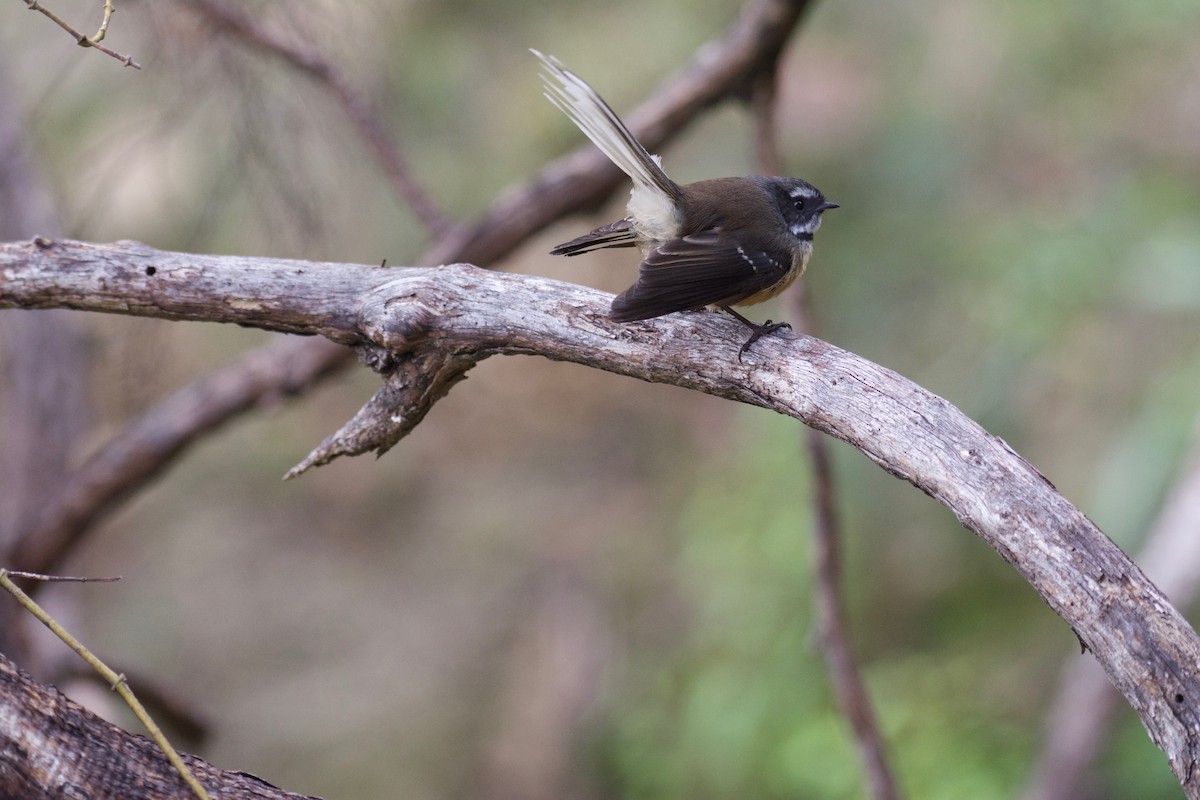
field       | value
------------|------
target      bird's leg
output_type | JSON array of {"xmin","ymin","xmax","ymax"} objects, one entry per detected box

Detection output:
[{"xmin": 721, "ymin": 306, "xmax": 792, "ymax": 361}]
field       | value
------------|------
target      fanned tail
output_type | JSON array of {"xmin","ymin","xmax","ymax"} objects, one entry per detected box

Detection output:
[
  {"xmin": 550, "ymin": 218, "xmax": 637, "ymax": 256},
  {"xmin": 533, "ymin": 49, "xmax": 681, "ymax": 204}
]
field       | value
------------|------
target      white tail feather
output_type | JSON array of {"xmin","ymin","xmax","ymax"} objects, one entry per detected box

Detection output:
[{"xmin": 532, "ymin": 50, "xmax": 677, "ymax": 200}]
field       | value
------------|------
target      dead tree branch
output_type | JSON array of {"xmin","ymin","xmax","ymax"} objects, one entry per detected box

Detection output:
[
  {"xmin": 3, "ymin": 0, "xmax": 813, "ymax": 584},
  {"xmin": 3, "ymin": 237, "xmax": 1200, "ymax": 794},
  {"xmin": 0, "ymin": 652, "xmax": 315, "ymax": 800},
  {"xmin": 1023, "ymin": 418, "xmax": 1200, "ymax": 800}
]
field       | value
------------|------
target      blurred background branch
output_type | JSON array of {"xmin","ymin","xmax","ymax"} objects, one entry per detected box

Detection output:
[
  {"xmin": 9, "ymin": 336, "xmax": 350, "ymax": 577},
  {"xmin": 0, "ymin": 62, "xmax": 91, "ymax": 672},
  {"xmin": 185, "ymin": 0, "xmax": 451, "ymax": 239},
  {"xmin": 752, "ymin": 47, "xmax": 904, "ymax": 800}
]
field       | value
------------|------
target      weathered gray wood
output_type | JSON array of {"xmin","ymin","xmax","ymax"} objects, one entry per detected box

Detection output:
[
  {"xmin": 0, "ymin": 652, "xmax": 317, "ymax": 799},
  {"xmin": 3, "ymin": 237, "xmax": 1200, "ymax": 794}
]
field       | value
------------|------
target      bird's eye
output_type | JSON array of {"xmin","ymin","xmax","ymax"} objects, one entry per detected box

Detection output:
[{"xmin": 792, "ymin": 196, "xmax": 807, "ymax": 211}]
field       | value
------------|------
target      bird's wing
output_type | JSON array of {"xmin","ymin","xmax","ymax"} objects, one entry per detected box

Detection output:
[{"xmin": 610, "ymin": 230, "xmax": 791, "ymax": 321}]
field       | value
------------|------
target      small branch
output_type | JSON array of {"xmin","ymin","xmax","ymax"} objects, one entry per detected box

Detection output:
[
  {"xmin": 93, "ymin": 0, "xmax": 115, "ymax": 43},
  {"xmin": 4, "ymin": 570, "xmax": 119, "ymax": 582},
  {"xmin": 187, "ymin": 0, "xmax": 451, "ymax": 239},
  {"xmin": 23, "ymin": 0, "xmax": 141, "ymax": 68},
  {"xmin": 284, "ymin": 346, "xmax": 468, "ymax": 478},
  {"xmin": 80, "ymin": 664, "xmax": 212, "ymax": 747}
]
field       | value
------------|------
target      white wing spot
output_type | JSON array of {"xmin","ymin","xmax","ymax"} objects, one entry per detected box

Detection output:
[{"xmin": 736, "ymin": 245, "xmax": 758, "ymax": 273}]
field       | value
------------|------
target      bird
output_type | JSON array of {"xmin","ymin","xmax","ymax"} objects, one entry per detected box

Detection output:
[{"xmin": 534, "ymin": 49, "xmax": 837, "ymax": 359}]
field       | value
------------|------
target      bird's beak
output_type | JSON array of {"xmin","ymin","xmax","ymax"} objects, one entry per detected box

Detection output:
[{"xmin": 819, "ymin": 201, "xmax": 839, "ymax": 211}]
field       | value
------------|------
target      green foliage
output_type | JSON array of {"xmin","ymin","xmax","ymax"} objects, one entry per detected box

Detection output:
[{"xmin": 598, "ymin": 413, "xmax": 1059, "ymax": 797}]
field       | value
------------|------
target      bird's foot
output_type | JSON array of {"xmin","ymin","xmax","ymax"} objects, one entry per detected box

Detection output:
[{"xmin": 737, "ymin": 319, "xmax": 792, "ymax": 361}]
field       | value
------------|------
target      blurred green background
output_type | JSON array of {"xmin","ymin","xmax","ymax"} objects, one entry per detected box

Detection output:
[{"xmin": 3, "ymin": 0, "xmax": 1199, "ymax": 797}]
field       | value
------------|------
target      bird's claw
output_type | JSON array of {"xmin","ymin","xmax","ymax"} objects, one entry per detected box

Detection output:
[{"xmin": 737, "ymin": 320, "xmax": 792, "ymax": 361}]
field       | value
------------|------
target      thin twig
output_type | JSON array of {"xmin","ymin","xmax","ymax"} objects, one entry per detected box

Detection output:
[
  {"xmin": 0, "ymin": 568, "xmax": 210, "ymax": 800},
  {"xmin": 92, "ymin": 0, "xmax": 114, "ymax": 43},
  {"xmin": 5, "ymin": 570, "xmax": 120, "ymax": 582},
  {"xmin": 23, "ymin": 0, "xmax": 141, "ymax": 68},
  {"xmin": 186, "ymin": 0, "xmax": 451, "ymax": 239},
  {"xmin": 752, "ymin": 61, "xmax": 903, "ymax": 800}
]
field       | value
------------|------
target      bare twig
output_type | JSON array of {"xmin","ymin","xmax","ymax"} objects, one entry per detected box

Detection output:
[
  {"xmin": 4, "ymin": 238, "xmax": 1200, "ymax": 794},
  {"xmin": 84, "ymin": 665, "xmax": 213, "ymax": 747},
  {"xmin": 186, "ymin": 0, "xmax": 451, "ymax": 239},
  {"xmin": 93, "ymin": 0, "xmax": 114, "ymax": 43},
  {"xmin": 22, "ymin": 0, "xmax": 141, "ymax": 68},
  {"xmin": 752, "ymin": 59, "xmax": 903, "ymax": 800},
  {"xmin": 4, "ymin": 570, "xmax": 120, "ymax": 582}
]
